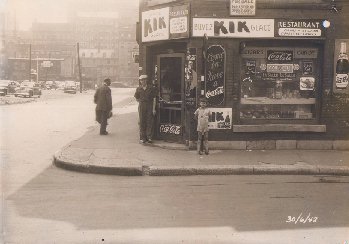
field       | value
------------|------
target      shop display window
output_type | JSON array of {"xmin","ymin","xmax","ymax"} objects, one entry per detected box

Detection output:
[{"xmin": 240, "ymin": 45, "xmax": 319, "ymax": 121}]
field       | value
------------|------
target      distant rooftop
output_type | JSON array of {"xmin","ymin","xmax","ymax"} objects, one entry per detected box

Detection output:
[{"xmin": 76, "ymin": 11, "xmax": 119, "ymax": 19}]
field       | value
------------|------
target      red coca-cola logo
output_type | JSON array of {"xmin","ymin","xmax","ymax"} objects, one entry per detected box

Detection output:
[{"xmin": 267, "ymin": 50, "xmax": 293, "ymax": 62}]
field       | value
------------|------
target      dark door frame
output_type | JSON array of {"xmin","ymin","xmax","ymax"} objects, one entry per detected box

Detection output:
[{"xmin": 156, "ymin": 53, "xmax": 185, "ymax": 142}]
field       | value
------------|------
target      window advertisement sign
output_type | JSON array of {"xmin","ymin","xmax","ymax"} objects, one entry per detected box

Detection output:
[
  {"xmin": 230, "ymin": 0, "xmax": 256, "ymax": 16},
  {"xmin": 208, "ymin": 108, "xmax": 232, "ymax": 129},
  {"xmin": 267, "ymin": 50, "xmax": 293, "ymax": 63},
  {"xmin": 275, "ymin": 19, "xmax": 325, "ymax": 38},
  {"xmin": 169, "ymin": 4, "xmax": 189, "ymax": 39},
  {"xmin": 159, "ymin": 124, "xmax": 181, "ymax": 135},
  {"xmin": 300, "ymin": 77, "xmax": 315, "ymax": 91},
  {"xmin": 142, "ymin": 7, "xmax": 169, "ymax": 42},
  {"xmin": 205, "ymin": 45, "xmax": 225, "ymax": 106},
  {"xmin": 294, "ymin": 48, "xmax": 318, "ymax": 59},
  {"xmin": 267, "ymin": 64, "xmax": 294, "ymax": 73},
  {"xmin": 333, "ymin": 39, "xmax": 349, "ymax": 93},
  {"xmin": 192, "ymin": 18, "xmax": 274, "ymax": 38}
]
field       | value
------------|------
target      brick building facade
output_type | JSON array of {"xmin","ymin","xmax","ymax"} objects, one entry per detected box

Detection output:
[{"xmin": 138, "ymin": 0, "xmax": 349, "ymax": 149}]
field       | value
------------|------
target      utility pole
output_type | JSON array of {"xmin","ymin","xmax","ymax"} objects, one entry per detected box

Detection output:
[
  {"xmin": 77, "ymin": 42, "xmax": 82, "ymax": 93},
  {"xmin": 29, "ymin": 44, "xmax": 31, "ymax": 81},
  {"xmin": 36, "ymin": 56, "xmax": 39, "ymax": 83}
]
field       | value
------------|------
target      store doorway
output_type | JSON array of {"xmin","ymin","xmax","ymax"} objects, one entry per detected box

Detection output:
[{"xmin": 156, "ymin": 54, "xmax": 185, "ymax": 142}]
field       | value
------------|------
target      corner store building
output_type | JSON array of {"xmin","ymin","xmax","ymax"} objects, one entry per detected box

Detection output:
[{"xmin": 137, "ymin": 0, "xmax": 349, "ymax": 149}]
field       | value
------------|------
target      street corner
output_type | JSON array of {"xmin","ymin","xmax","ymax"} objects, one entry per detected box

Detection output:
[{"xmin": 53, "ymin": 146, "xmax": 144, "ymax": 176}]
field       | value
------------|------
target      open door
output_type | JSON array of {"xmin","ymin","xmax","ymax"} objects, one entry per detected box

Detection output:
[{"xmin": 156, "ymin": 54, "xmax": 185, "ymax": 142}]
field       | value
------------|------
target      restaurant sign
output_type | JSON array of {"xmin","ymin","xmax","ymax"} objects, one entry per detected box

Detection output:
[
  {"xmin": 192, "ymin": 18, "xmax": 274, "ymax": 38},
  {"xmin": 275, "ymin": 20, "xmax": 324, "ymax": 37}
]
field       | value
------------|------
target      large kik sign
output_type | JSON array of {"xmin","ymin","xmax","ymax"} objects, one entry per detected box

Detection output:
[{"xmin": 205, "ymin": 45, "xmax": 225, "ymax": 106}]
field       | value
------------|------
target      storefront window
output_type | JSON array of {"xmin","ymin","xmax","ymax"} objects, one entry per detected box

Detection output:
[{"xmin": 240, "ymin": 44, "xmax": 319, "ymax": 121}]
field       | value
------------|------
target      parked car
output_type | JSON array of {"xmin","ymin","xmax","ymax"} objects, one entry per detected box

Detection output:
[
  {"xmin": 55, "ymin": 81, "xmax": 65, "ymax": 90},
  {"xmin": 14, "ymin": 81, "xmax": 42, "ymax": 98},
  {"xmin": 0, "ymin": 80, "xmax": 18, "ymax": 96},
  {"xmin": 45, "ymin": 80, "xmax": 57, "ymax": 90},
  {"xmin": 64, "ymin": 80, "xmax": 77, "ymax": 94}
]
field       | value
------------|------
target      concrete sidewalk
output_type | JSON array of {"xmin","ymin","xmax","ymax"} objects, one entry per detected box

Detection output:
[{"xmin": 53, "ymin": 100, "xmax": 349, "ymax": 176}]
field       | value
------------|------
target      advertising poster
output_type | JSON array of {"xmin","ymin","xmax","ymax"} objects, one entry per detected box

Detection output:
[
  {"xmin": 230, "ymin": 0, "xmax": 256, "ymax": 16},
  {"xmin": 185, "ymin": 48, "xmax": 197, "ymax": 107},
  {"xmin": 333, "ymin": 39, "xmax": 349, "ymax": 93},
  {"xmin": 205, "ymin": 45, "xmax": 225, "ymax": 106},
  {"xmin": 169, "ymin": 4, "xmax": 189, "ymax": 39},
  {"xmin": 208, "ymin": 108, "xmax": 232, "ymax": 129},
  {"xmin": 142, "ymin": 7, "xmax": 169, "ymax": 42}
]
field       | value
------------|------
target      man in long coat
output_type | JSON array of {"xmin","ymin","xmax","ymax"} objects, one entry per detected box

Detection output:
[{"xmin": 94, "ymin": 78, "xmax": 112, "ymax": 135}]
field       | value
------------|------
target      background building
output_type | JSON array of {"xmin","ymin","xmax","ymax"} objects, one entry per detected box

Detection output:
[{"xmin": 2, "ymin": 4, "xmax": 139, "ymax": 87}]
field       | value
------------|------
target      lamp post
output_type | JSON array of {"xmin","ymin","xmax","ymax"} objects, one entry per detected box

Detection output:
[{"xmin": 201, "ymin": 33, "xmax": 208, "ymax": 97}]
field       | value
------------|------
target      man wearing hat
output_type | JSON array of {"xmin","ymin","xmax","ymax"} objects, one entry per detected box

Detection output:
[
  {"xmin": 94, "ymin": 78, "xmax": 112, "ymax": 135},
  {"xmin": 134, "ymin": 74, "xmax": 156, "ymax": 143}
]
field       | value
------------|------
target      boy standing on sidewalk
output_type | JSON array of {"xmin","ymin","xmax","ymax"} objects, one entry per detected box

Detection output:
[{"xmin": 194, "ymin": 97, "xmax": 211, "ymax": 155}]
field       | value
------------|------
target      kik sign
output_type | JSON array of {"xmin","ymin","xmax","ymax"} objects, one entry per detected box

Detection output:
[
  {"xmin": 142, "ymin": 7, "xmax": 170, "ymax": 42},
  {"xmin": 193, "ymin": 18, "xmax": 274, "ymax": 38},
  {"xmin": 142, "ymin": 5, "xmax": 189, "ymax": 42}
]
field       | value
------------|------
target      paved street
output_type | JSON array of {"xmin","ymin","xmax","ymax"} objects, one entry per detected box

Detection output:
[{"xmin": 1, "ymin": 88, "xmax": 349, "ymax": 243}]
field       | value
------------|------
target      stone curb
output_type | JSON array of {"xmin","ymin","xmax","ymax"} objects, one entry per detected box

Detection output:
[
  {"xmin": 148, "ymin": 165, "xmax": 349, "ymax": 176},
  {"xmin": 53, "ymin": 150, "xmax": 349, "ymax": 176},
  {"xmin": 53, "ymin": 150, "xmax": 143, "ymax": 176}
]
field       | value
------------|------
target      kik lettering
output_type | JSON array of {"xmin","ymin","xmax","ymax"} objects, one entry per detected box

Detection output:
[
  {"xmin": 214, "ymin": 20, "xmax": 250, "ymax": 35},
  {"xmin": 144, "ymin": 17, "xmax": 167, "ymax": 37}
]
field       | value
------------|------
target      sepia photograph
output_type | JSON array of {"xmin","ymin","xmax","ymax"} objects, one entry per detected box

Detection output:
[{"xmin": 1, "ymin": 0, "xmax": 349, "ymax": 243}]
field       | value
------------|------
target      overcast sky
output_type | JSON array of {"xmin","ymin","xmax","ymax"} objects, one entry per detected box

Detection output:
[{"xmin": 1, "ymin": 0, "xmax": 139, "ymax": 30}]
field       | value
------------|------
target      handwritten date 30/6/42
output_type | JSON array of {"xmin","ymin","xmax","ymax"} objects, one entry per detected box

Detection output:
[{"xmin": 286, "ymin": 213, "xmax": 318, "ymax": 224}]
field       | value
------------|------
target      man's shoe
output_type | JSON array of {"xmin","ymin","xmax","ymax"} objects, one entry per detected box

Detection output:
[
  {"xmin": 198, "ymin": 151, "xmax": 203, "ymax": 155},
  {"xmin": 147, "ymin": 139, "xmax": 153, "ymax": 143},
  {"xmin": 100, "ymin": 131, "xmax": 108, "ymax": 135},
  {"xmin": 140, "ymin": 139, "xmax": 147, "ymax": 144},
  {"xmin": 205, "ymin": 151, "xmax": 209, "ymax": 155}
]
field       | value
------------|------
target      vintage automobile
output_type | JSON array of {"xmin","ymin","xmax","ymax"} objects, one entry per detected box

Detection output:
[
  {"xmin": 14, "ymin": 81, "xmax": 42, "ymax": 98},
  {"xmin": 0, "ymin": 80, "xmax": 18, "ymax": 96},
  {"xmin": 64, "ymin": 80, "xmax": 77, "ymax": 94},
  {"xmin": 45, "ymin": 80, "xmax": 57, "ymax": 90}
]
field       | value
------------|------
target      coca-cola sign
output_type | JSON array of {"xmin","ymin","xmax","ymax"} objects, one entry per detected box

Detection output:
[
  {"xmin": 159, "ymin": 124, "xmax": 181, "ymax": 135},
  {"xmin": 205, "ymin": 45, "xmax": 225, "ymax": 105},
  {"xmin": 267, "ymin": 50, "xmax": 293, "ymax": 63}
]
